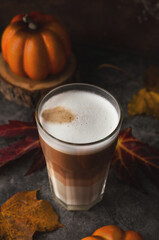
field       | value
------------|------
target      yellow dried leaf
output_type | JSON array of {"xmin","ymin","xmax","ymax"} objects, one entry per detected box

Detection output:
[
  {"xmin": 0, "ymin": 190, "xmax": 62, "ymax": 240},
  {"xmin": 128, "ymin": 88, "xmax": 159, "ymax": 119}
]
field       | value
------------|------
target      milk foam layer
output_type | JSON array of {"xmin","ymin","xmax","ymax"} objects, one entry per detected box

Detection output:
[{"xmin": 40, "ymin": 90, "xmax": 119, "ymax": 144}]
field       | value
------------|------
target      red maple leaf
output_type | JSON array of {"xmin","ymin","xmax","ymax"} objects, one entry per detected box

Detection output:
[
  {"xmin": 0, "ymin": 120, "xmax": 45, "ymax": 175},
  {"xmin": 112, "ymin": 128, "xmax": 159, "ymax": 188}
]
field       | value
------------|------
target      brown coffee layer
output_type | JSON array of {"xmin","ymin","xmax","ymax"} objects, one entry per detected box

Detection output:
[
  {"xmin": 49, "ymin": 165, "xmax": 108, "ymax": 187},
  {"xmin": 42, "ymin": 106, "xmax": 76, "ymax": 124},
  {"xmin": 40, "ymin": 136, "xmax": 117, "ymax": 186}
]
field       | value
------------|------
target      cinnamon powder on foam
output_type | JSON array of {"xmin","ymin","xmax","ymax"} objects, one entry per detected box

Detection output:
[{"xmin": 42, "ymin": 106, "xmax": 76, "ymax": 124}]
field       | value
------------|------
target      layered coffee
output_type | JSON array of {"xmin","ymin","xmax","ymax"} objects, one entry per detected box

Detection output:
[{"xmin": 36, "ymin": 84, "xmax": 121, "ymax": 210}]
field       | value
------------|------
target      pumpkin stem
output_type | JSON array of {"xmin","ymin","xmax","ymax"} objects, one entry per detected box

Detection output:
[{"xmin": 22, "ymin": 14, "xmax": 38, "ymax": 30}]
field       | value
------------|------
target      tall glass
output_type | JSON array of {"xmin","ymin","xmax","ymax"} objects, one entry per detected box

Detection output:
[{"xmin": 35, "ymin": 83, "xmax": 122, "ymax": 210}]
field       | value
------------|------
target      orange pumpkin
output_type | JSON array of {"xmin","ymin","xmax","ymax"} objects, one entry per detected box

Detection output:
[
  {"xmin": 82, "ymin": 225, "xmax": 144, "ymax": 240},
  {"xmin": 1, "ymin": 11, "xmax": 71, "ymax": 80}
]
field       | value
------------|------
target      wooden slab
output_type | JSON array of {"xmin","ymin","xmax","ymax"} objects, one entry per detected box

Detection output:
[{"xmin": 0, "ymin": 52, "xmax": 77, "ymax": 108}]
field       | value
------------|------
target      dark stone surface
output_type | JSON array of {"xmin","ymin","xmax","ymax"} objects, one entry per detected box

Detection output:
[{"xmin": 0, "ymin": 44, "xmax": 159, "ymax": 239}]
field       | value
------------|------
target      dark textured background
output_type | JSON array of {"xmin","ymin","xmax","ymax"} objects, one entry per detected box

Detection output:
[
  {"xmin": 1, "ymin": 0, "xmax": 159, "ymax": 56},
  {"xmin": 0, "ymin": 44, "xmax": 159, "ymax": 239},
  {"xmin": 0, "ymin": 0, "xmax": 159, "ymax": 239}
]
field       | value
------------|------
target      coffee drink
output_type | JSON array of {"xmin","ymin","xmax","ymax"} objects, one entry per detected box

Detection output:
[{"xmin": 36, "ymin": 84, "xmax": 122, "ymax": 210}]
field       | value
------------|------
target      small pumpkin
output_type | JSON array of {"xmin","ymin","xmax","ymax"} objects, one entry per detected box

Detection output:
[
  {"xmin": 1, "ymin": 11, "xmax": 71, "ymax": 80},
  {"xmin": 82, "ymin": 225, "xmax": 144, "ymax": 240}
]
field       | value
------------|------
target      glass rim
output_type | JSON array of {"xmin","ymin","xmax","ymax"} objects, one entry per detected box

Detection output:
[{"xmin": 35, "ymin": 83, "xmax": 123, "ymax": 146}]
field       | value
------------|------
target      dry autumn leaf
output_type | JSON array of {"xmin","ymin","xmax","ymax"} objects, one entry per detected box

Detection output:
[
  {"xmin": 112, "ymin": 128, "xmax": 159, "ymax": 188},
  {"xmin": 98, "ymin": 63, "xmax": 134, "ymax": 80},
  {"xmin": 128, "ymin": 66, "xmax": 159, "ymax": 119},
  {"xmin": 0, "ymin": 120, "xmax": 45, "ymax": 175},
  {"xmin": 128, "ymin": 88, "xmax": 159, "ymax": 119},
  {"xmin": 0, "ymin": 190, "xmax": 62, "ymax": 240}
]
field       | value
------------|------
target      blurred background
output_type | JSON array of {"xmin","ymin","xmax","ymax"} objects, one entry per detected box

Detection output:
[{"xmin": 1, "ymin": 0, "xmax": 159, "ymax": 57}]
